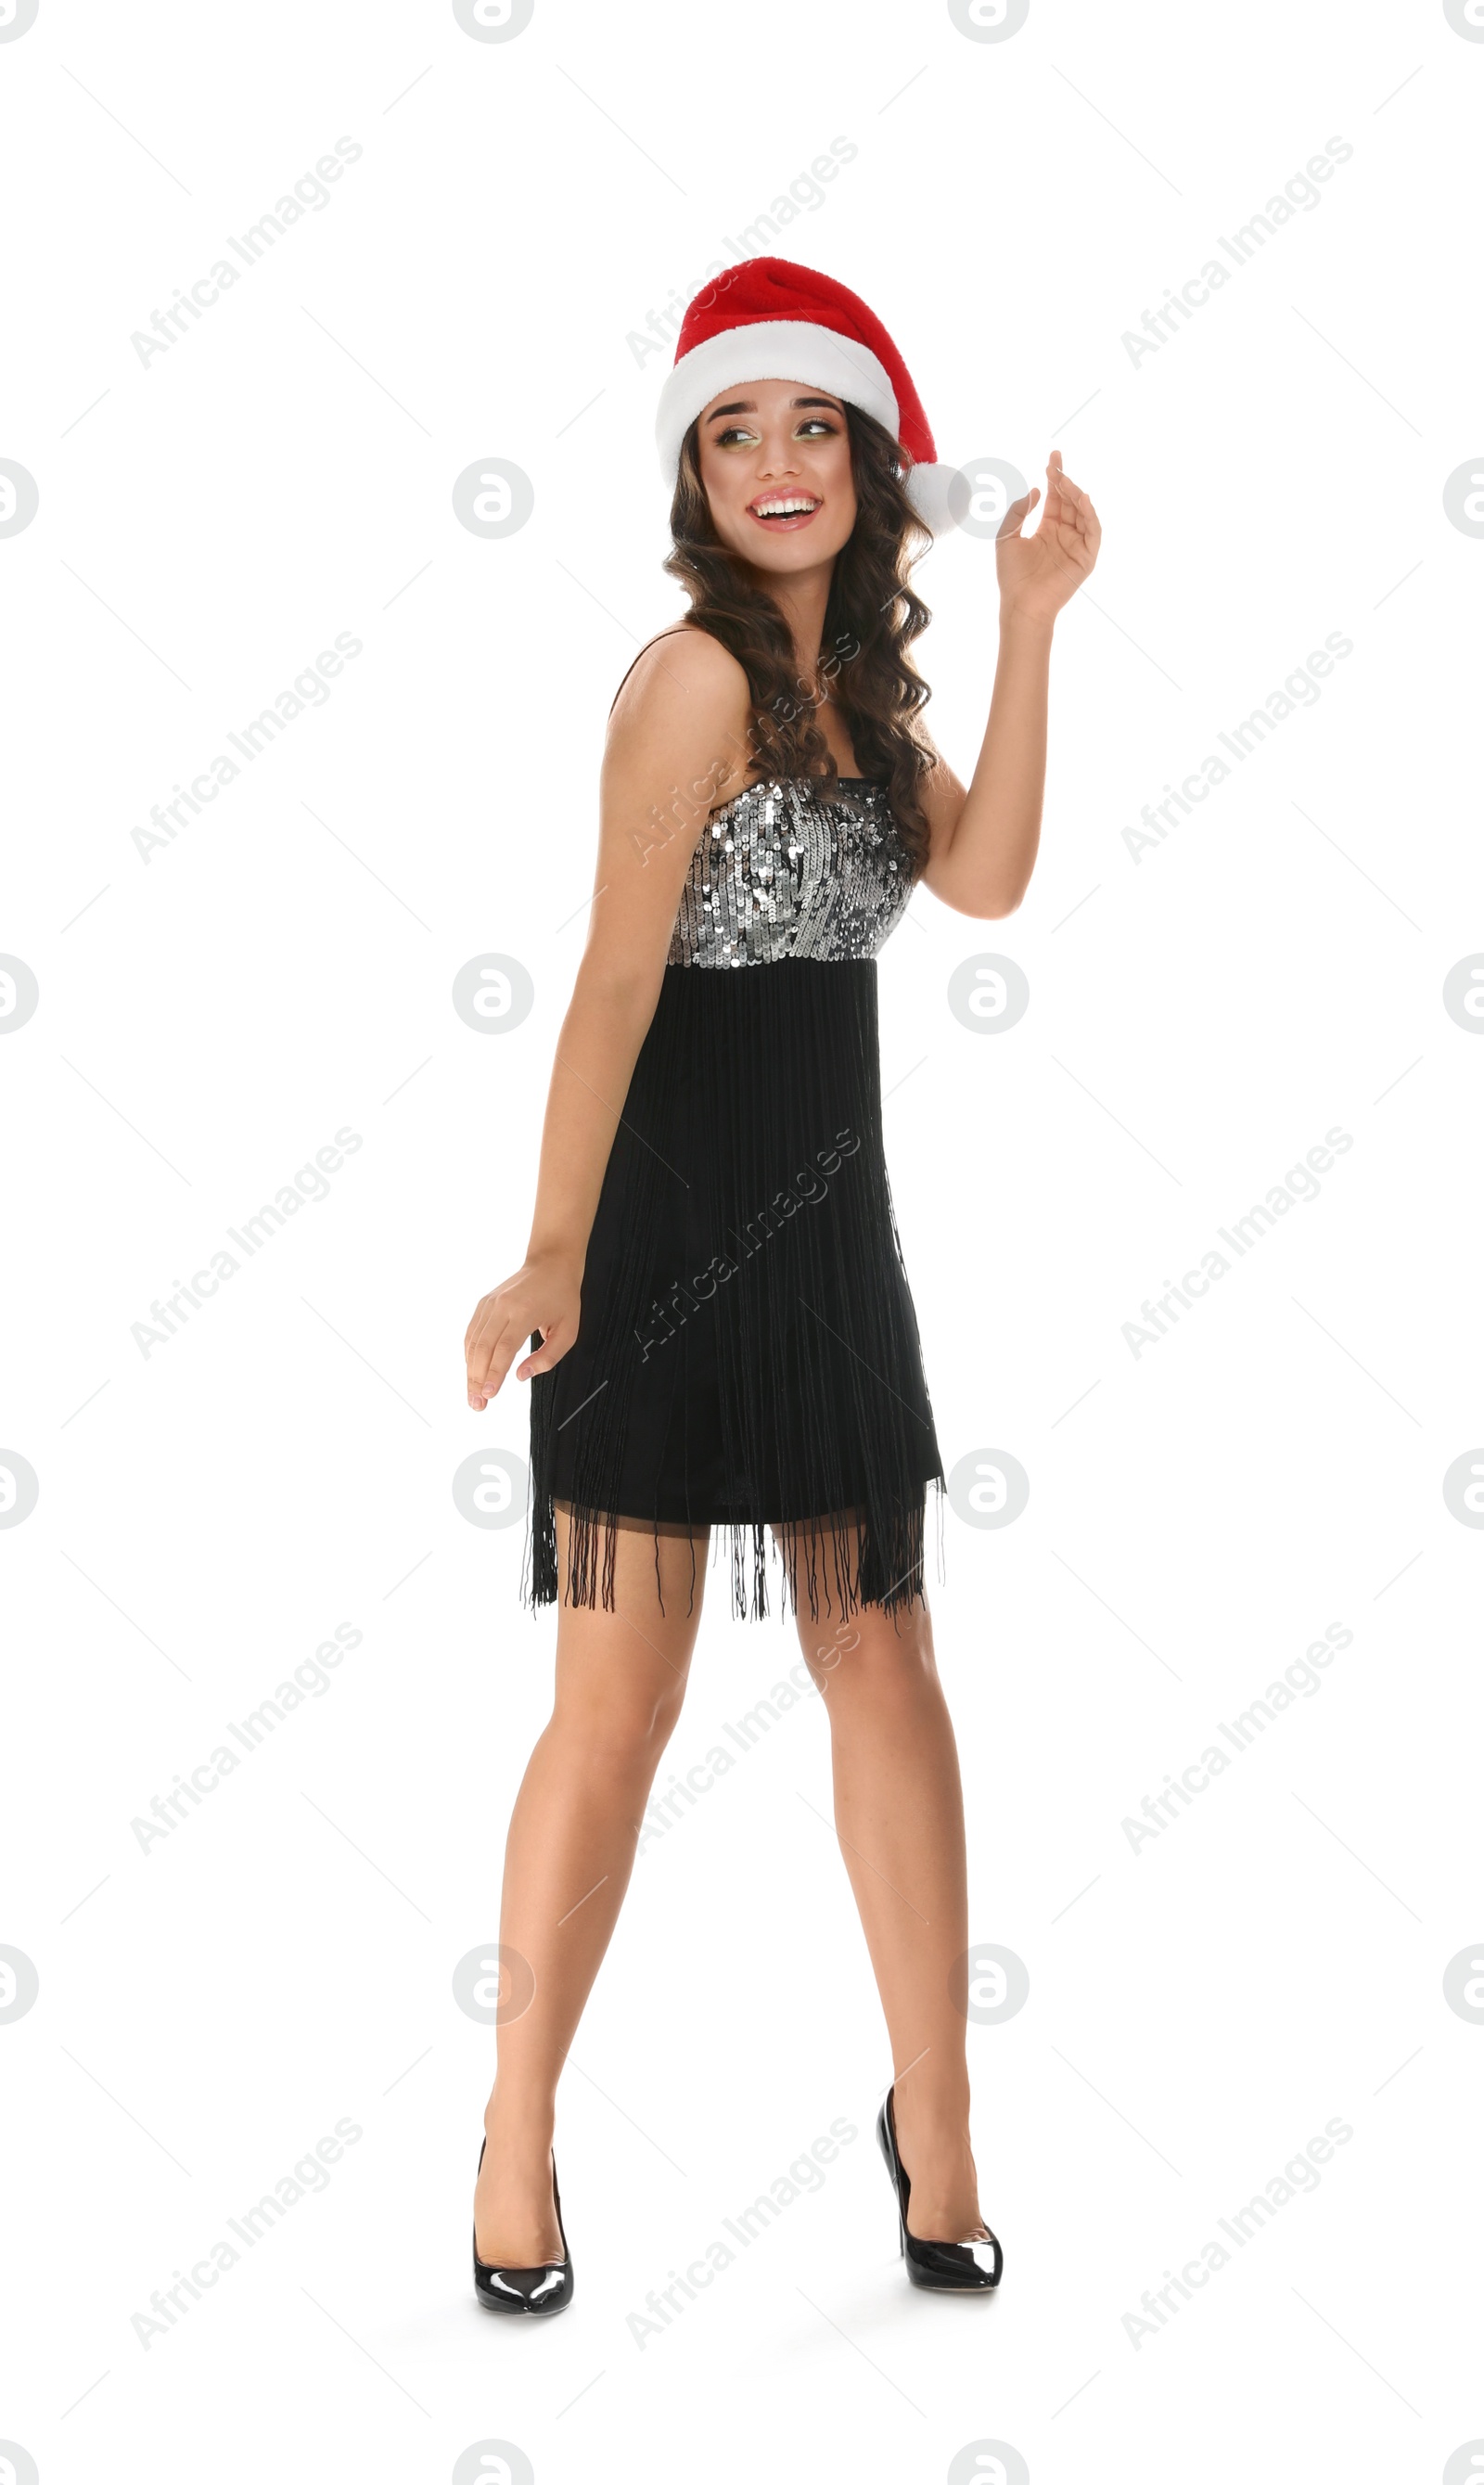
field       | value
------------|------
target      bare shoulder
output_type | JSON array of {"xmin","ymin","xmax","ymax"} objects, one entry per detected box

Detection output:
[
  {"xmin": 590, "ymin": 629, "xmax": 752, "ymax": 931},
  {"xmin": 606, "ymin": 626, "xmax": 750, "ymax": 779}
]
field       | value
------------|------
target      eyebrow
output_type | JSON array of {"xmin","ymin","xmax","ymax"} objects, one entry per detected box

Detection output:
[{"xmin": 704, "ymin": 394, "xmax": 845, "ymax": 423}]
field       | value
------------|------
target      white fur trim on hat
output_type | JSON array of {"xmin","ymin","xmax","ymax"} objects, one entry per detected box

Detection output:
[{"xmin": 655, "ymin": 321, "xmax": 899, "ymax": 479}]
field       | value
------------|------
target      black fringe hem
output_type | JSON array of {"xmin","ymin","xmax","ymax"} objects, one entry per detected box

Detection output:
[{"xmin": 520, "ymin": 1474, "xmax": 946, "ymax": 1626}]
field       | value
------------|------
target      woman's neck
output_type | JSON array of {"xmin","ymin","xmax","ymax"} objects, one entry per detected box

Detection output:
[{"xmin": 759, "ymin": 562, "xmax": 835, "ymax": 692}]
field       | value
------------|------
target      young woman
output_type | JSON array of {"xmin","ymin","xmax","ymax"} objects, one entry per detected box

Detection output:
[{"xmin": 463, "ymin": 258, "xmax": 1099, "ymax": 2313}]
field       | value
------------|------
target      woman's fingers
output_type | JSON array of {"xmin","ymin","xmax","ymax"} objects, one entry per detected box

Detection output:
[
  {"xmin": 1047, "ymin": 457, "xmax": 1100, "ymax": 537},
  {"xmin": 1048, "ymin": 452, "xmax": 1094, "ymax": 504},
  {"xmin": 996, "ymin": 484, "xmax": 1040, "ymax": 539},
  {"xmin": 478, "ymin": 1338, "xmax": 518, "ymax": 1401},
  {"xmin": 464, "ymin": 1295, "xmax": 501, "ymax": 1370},
  {"xmin": 466, "ymin": 1298, "xmax": 515, "ymax": 1402},
  {"xmin": 467, "ymin": 1300, "xmax": 571, "ymax": 1401},
  {"xmin": 466, "ymin": 1263, "xmax": 581, "ymax": 1405},
  {"xmin": 464, "ymin": 1292, "xmax": 503, "ymax": 1359},
  {"xmin": 515, "ymin": 1320, "xmax": 569, "ymax": 1383},
  {"xmin": 1038, "ymin": 454, "xmax": 1101, "ymax": 569}
]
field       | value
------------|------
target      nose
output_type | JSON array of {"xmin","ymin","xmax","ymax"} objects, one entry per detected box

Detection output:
[{"xmin": 757, "ymin": 429, "xmax": 800, "ymax": 482}]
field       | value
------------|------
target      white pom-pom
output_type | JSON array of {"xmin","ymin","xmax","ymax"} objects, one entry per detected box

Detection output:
[{"xmin": 902, "ymin": 460, "xmax": 963, "ymax": 539}]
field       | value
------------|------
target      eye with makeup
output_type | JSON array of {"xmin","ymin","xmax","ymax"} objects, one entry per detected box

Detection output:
[{"xmin": 712, "ymin": 415, "xmax": 842, "ymax": 450}]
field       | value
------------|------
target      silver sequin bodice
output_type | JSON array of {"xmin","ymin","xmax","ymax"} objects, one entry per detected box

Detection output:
[{"xmin": 667, "ymin": 777, "xmax": 914, "ymax": 968}]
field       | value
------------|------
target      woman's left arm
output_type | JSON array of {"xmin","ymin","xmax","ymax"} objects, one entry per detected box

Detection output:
[{"xmin": 918, "ymin": 450, "xmax": 1101, "ymax": 919}]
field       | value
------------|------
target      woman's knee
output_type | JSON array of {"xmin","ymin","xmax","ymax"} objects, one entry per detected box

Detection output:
[
  {"xmin": 550, "ymin": 1641, "xmax": 690, "ymax": 1768},
  {"xmin": 801, "ymin": 1598, "xmax": 938, "ymax": 1705}
]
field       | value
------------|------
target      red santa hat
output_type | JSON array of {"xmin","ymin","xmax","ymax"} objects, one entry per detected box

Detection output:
[{"xmin": 655, "ymin": 256, "xmax": 961, "ymax": 538}]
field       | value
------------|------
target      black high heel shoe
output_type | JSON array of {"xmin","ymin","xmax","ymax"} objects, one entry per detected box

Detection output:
[
  {"xmin": 876, "ymin": 2085, "xmax": 1003, "ymax": 2292},
  {"xmin": 472, "ymin": 2136, "xmax": 574, "ymax": 2316}
]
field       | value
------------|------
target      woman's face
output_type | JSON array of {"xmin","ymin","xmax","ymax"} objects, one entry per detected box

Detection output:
[{"xmin": 694, "ymin": 378, "xmax": 857, "ymax": 576}]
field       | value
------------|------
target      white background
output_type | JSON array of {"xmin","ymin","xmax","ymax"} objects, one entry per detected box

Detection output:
[{"xmin": 3, "ymin": 0, "xmax": 1482, "ymax": 2479}]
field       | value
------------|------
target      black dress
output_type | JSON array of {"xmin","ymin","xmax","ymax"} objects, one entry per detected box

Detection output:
[{"xmin": 525, "ymin": 757, "xmax": 944, "ymax": 1624}]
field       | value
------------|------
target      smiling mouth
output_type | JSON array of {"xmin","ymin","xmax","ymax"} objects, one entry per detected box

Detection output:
[{"xmin": 748, "ymin": 494, "xmax": 821, "ymax": 529}]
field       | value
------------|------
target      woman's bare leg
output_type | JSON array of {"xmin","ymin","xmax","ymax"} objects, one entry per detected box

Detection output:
[
  {"xmin": 474, "ymin": 1512, "xmax": 707, "ymax": 2264},
  {"xmin": 789, "ymin": 1544, "xmax": 986, "ymax": 2243}
]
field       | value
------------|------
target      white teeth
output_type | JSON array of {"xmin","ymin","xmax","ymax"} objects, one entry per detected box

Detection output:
[{"xmin": 754, "ymin": 497, "xmax": 817, "ymax": 517}]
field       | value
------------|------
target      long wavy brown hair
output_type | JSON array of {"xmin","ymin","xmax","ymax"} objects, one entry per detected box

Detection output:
[{"xmin": 663, "ymin": 406, "xmax": 937, "ymax": 872}]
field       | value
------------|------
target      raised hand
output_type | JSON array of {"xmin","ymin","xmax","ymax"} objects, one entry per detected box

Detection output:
[{"xmin": 995, "ymin": 450, "xmax": 1101, "ymax": 626}]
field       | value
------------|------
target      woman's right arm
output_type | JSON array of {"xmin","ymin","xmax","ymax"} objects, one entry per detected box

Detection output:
[{"xmin": 465, "ymin": 629, "xmax": 750, "ymax": 1411}]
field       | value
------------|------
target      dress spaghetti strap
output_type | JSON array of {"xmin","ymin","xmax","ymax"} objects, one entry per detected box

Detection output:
[{"xmin": 607, "ymin": 626, "xmax": 698, "ymax": 717}]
